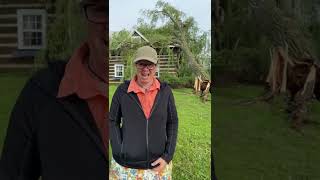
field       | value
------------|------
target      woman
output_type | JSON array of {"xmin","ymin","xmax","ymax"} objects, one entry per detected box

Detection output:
[{"xmin": 109, "ymin": 46, "xmax": 179, "ymax": 179}]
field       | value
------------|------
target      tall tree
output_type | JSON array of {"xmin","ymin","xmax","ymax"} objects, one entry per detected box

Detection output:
[
  {"xmin": 141, "ymin": 0, "xmax": 210, "ymax": 80},
  {"xmin": 213, "ymin": 0, "xmax": 222, "ymax": 51},
  {"xmin": 248, "ymin": 0, "xmax": 320, "ymax": 129},
  {"xmin": 46, "ymin": 0, "xmax": 87, "ymax": 61}
]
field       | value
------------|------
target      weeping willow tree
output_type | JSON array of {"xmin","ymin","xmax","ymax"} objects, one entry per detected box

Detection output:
[
  {"xmin": 247, "ymin": 0, "xmax": 320, "ymax": 130},
  {"xmin": 48, "ymin": 0, "xmax": 87, "ymax": 60},
  {"xmin": 214, "ymin": 0, "xmax": 320, "ymax": 129},
  {"xmin": 229, "ymin": 0, "xmax": 320, "ymax": 130},
  {"xmin": 34, "ymin": 0, "xmax": 87, "ymax": 68},
  {"xmin": 140, "ymin": 0, "xmax": 210, "ymax": 80},
  {"xmin": 110, "ymin": 0, "xmax": 209, "ymax": 91}
]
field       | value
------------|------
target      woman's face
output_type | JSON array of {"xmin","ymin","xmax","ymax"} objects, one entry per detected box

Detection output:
[
  {"xmin": 85, "ymin": 1, "xmax": 107, "ymax": 82},
  {"xmin": 135, "ymin": 60, "xmax": 157, "ymax": 84}
]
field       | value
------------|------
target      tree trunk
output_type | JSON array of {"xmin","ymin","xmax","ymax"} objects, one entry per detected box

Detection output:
[
  {"xmin": 180, "ymin": 37, "xmax": 209, "ymax": 80},
  {"xmin": 213, "ymin": 0, "xmax": 222, "ymax": 51}
]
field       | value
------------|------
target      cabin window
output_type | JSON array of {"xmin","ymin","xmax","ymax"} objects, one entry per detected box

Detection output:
[
  {"xmin": 17, "ymin": 9, "xmax": 46, "ymax": 49},
  {"xmin": 155, "ymin": 66, "xmax": 160, "ymax": 77},
  {"xmin": 132, "ymin": 36, "xmax": 142, "ymax": 43},
  {"xmin": 114, "ymin": 64, "xmax": 124, "ymax": 77}
]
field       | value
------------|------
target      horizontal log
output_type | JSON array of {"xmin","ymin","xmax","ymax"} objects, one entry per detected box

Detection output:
[
  {"xmin": 0, "ymin": 37, "xmax": 17, "ymax": 44},
  {"xmin": 0, "ymin": 13, "xmax": 55, "ymax": 19},
  {"xmin": 0, "ymin": 54, "xmax": 12, "ymax": 58},
  {"xmin": 0, "ymin": 43, "xmax": 17, "ymax": 47},
  {"xmin": 0, "ymin": 64, "xmax": 34, "ymax": 68},
  {"xmin": 0, "ymin": 4, "xmax": 53, "ymax": 8},
  {"xmin": 0, "ymin": 46, "xmax": 16, "ymax": 54},
  {"xmin": 0, "ymin": 26, "xmax": 17, "ymax": 33},
  {"xmin": 0, "ymin": 24, "xmax": 16, "ymax": 28}
]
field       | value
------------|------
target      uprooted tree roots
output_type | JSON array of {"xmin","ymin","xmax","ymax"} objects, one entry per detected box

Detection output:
[
  {"xmin": 236, "ymin": 46, "xmax": 320, "ymax": 130},
  {"xmin": 245, "ymin": 0, "xmax": 320, "ymax": 131},
  {"xmin": 194, "ymin": 76, "xmax": 212, "ymax": 102}
]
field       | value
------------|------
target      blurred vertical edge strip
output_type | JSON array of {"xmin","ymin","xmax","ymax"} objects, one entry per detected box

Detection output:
[
  {"xmin": 211, "ymin": 0, "xmax": 218, "ymax": 179},
  {"xmin": 105, "ymin": 0, "xmax": 110, "ymax": 176}
]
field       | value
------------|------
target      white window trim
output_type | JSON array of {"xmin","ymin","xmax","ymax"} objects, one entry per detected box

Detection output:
[
  {"xmin": 132, "ymin": 36, "xmax": 142, "ymax": 42},
  {"xmin": 114, "ymin": 64, "xmax": 124, "ymax": 78},
  {"xmin": 156, "ymin": 66, "xmax": 160, "ymax": 77},
  {"xmin": 17, "ymin": 9, "xmax": 47, "ymax": 50}
]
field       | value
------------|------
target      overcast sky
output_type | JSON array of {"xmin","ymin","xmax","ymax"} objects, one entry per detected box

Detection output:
[{"xmin": 110, "ymin": 0, "xmax": 211, "ymax": 32}]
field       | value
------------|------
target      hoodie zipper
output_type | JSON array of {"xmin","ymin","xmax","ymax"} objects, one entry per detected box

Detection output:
[
  {"xmin": 120, "ymin": 141, "xmax": 124, "ymax": 158},
  {"xmin": 146, "ymin": 92, "xmax": 160, "ymax": 168},
  {"xmin": 128, "ymin": 93, "xmax": 150, "ymax": 167},
  {"xmin": 149, "ymin": 91, "xmax": 160, "ymax": 121},
  {"xmin": 146, "ymin": 119, "xmax": 149, "ymax": 168},
  {"xmin": 128, "ymin": 91, "xmax": 161, "ymax": 168}
]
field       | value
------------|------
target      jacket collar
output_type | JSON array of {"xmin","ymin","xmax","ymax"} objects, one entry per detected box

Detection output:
[
  {"xmin": 120, "ymin": 78, "xmax": 167, "ymax": 93},
  {"xmin": 29, "ymin": 53, "xmax": 108, "ymax": 162},
  {"xmin": 57, "ymin": 42, "xmax": 107, "ymax": 99},
  {"xmin": 127, "ymin": 76, "xmax": 160, "ymax": 94}
]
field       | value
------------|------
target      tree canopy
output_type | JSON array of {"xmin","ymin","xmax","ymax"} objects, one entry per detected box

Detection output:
[{"xmin": 140, "ymin": 0, "xmax": 210, "ymax": 79}]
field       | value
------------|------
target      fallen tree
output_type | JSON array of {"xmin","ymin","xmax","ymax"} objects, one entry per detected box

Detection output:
[{"xmin": 247, "ymin": 0, "xmax": 320, "ymax": 130}]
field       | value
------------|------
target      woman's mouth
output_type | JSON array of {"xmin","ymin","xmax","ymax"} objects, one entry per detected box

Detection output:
[{"xmin": 141, "ymin": 72, "xmax": 150, "ymax": 78}]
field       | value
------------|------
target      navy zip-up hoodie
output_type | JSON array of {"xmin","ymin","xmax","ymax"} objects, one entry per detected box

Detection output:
[
  {"xmin": 109, "ymin": 80, "xmax": 178, "ymax": 169},
  {"xmin": 0, "ymin": 61, "xmax": 108, "ymax": 180}
]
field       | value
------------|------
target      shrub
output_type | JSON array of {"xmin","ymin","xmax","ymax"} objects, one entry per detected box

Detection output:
[
  {"xmin": 213, "ymin": 47, "xmax": 269, "ymax": 84},
  {"xmin": 160, "ymin": 72, "xmax": 194, "ymax": 88}
]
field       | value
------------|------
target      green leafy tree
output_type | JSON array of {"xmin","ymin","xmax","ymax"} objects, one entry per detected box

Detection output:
[
  {"xmin": 110, "ymin": 0, "xmax": 210, "ymax": 83},
  {"xmin": 35, "ymin": 0, "xmax": 87, "ymax": 67},
  {"xmin": 48, "ymin": 0, "xmax": 87, "ymax": 60},
  {"xmin": 140, "ymin": 0, "xmax": 210, "ymax": 80}
]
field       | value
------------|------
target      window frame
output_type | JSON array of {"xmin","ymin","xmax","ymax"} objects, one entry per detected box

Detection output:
[
  {"xmin": 155, "ymin": 65, "xmax": 160, "ymax": 77},
  {"xmin": 17, "ymin": 9, "xmax": 47, "ymax": 50},
  {"xmin": 114, "ymin": 64, "xmax": 124, "ymax": 78}
]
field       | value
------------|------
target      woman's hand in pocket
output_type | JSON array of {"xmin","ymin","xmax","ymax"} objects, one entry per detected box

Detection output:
[{"xmin": 151, "ymin": 158, "xmax": 167, "ymax": 173}]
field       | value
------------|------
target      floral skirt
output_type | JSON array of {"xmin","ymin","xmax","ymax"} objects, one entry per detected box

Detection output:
[{"xmin": 109, "ymin": 157, "xmax": 173, "ymax": 180}]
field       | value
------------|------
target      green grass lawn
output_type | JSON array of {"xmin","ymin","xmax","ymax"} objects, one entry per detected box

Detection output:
[
  {"xmin": 0, "ymin": 73, "xmax": 211, "ymax": 179},
  {"xmin": 214, "ymin": 84, "xmax": 320, "ymax": 180},
  {"xmin": 0, "ymin": 72, "xmax": 31, "ymax": 152},
  {"xmin": 109, "ymin": 85, "xmax": 211, "ymax": 179},
  {"xmin": 5, "ymin": 73, "xmax": 320, "ymax": 179}
]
